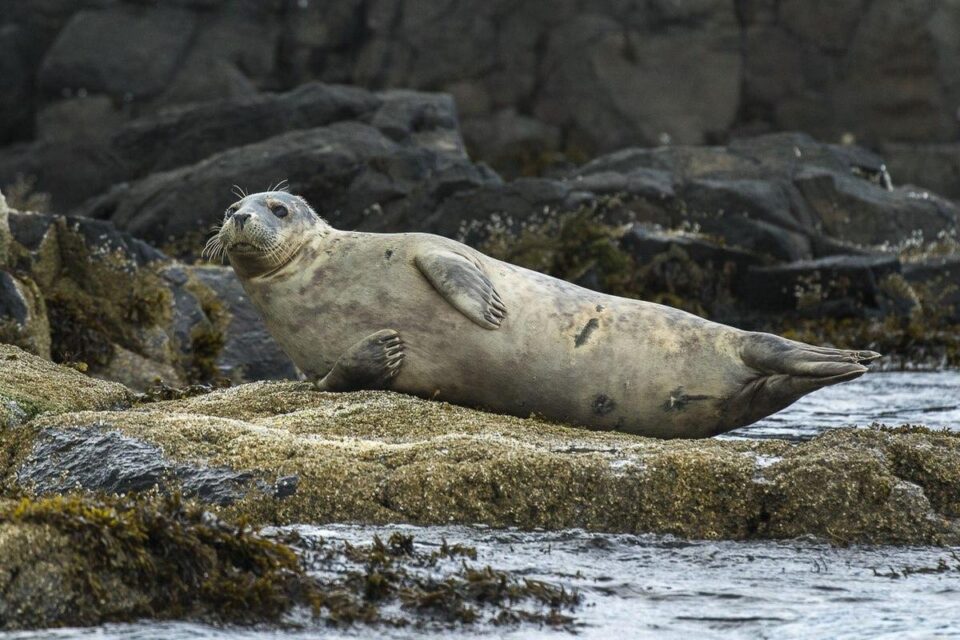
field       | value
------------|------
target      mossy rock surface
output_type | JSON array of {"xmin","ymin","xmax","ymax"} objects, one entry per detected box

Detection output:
[
  {"xmin": 0, "ymin": 345, "xmax": 954, "ymax": 545},
  {"xmin": 0, "ymin": 344, "xmax": 132, "ymax": 427}
]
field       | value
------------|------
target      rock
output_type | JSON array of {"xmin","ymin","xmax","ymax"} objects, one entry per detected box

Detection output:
[
  {"xmin": 0, "ymin": 82, "xmax": 387, "ymax": 211},
  {"xmin": 0, "ymin": 492, "xmax": 580, "ymax": 631},
  {"xmin": 0, "ymin": 494, "xmax": 317, "ymax": 630},
  {"xmin": 460, "ymin": 108, "xmax": 563, "ymax": 175},
  {"xmin": 902, "ymin": 256, "xmax": 960, "ymax": 323},
  {"xmin": 0, "ymin": 24, "xmax": 33, "ymax": 145},
  {"xmin": 17, "ymin": 426, "xmax": 257, "ymax": 505},
  {"xmin": 793, "ymin": 169, "xmax": 959, "ymax": 247},
  {"xmin": 739, "ymin": 255, "xmax": 906, "ymax": 317},
  {"xmin": 0, "ymin": 354, "xmax": 954, "ymax": 545},
  {"xmin": 0, "ymin": 344, "xmax": 132, "ymax": 428},
  {"xmin": 38, "ymin": 6, "xmax": 197, "ymax": 101},
  {"xmin": 74, "ymin": 121, "xmax": 495, "ymax": 248},
  {"xmin": 535, "ymin": 7, "xmax": 742, "ymax": 151},
  {"xmin": 188, "ymin": 265, "xmax": 298, "ymax": 383},
  {"xmin": 0, "ymin": 270, "xmax": 50, "ymax": 359},
  {"xmin": 572, "ymin": 133, "xmax": 960, "ymax": 252},
  {"xmin": 881, "ymin": 143, "xmax": 960, "ymax": 201},
  {"xmin": 0, "ymin": 188, "xmax": 9, "ymax": 262}
]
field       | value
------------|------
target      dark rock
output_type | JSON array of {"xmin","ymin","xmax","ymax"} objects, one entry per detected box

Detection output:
[
  {"xmin": 572, "ymin": 133, "xmax": 959, "ymax": 253},
  {"xmin": 739, "ymin": 255, "xmax": 905, "ymax": 318},
  {"xmin": 793, "ymin": 170, "xmax": 959, "ymax": 247},
  {"xmin": 902, "ymin": 256, "xmax": 960, "ymax": 323},
  {"xmin": 881, "ymin": 143, "xmax": 960, "ymax": 201},
  {"xmin": 74, "ymin": 121, "xmax": 495, "ymax": 247},
  {"xmin": 17, "ymin": 426, "xmax": 257, "ymax": 505},
  {"xmin": 38, "ymin": 6, "xmax": 197, "ymax": 100},
  {"xmin": 422, "ymin": 178, "xmax": 589, "ymax": 240},
  {"xmin": 0, "ymin": 270, "xmax": 29, "ymax": 325},
  {"xmin": 189, "ymin": 265, "xmax": 299, "ymax": 382},
  {"xmin": 0, "ymin": 25, "xmax": 34, "ymax": 145},
  {"xmin": 273, "ymin": 475, "xmax": 299, "ymax": 499}
]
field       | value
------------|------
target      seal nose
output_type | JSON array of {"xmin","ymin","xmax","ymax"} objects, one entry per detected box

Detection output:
[{"xmin": 233, "ymin": 212, "xmax": 251, "ymax": 230}]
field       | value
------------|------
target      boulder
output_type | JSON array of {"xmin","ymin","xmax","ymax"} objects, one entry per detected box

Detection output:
[
  {"xmin": 881, "ymin": 143, "xmax": 960, "ymax": 201},
  {"xmin": 187, "ymin": 265, "xmax": 298, "ymax": 383},
  {"xmin": 74, "ymin": 121, "xmax": 496, "ymax": 249},
  {"xmin": 902, "ymin": 256, "xmax": 960, "ymax": 323},
  {"xmin": 37, "ymin": 6, "xmax": 197, "ymax": 101},
  {"xmin": 739, "ymin": 255, "xmax": 908, "ymax": 317},
  {"xmin": 0, "ymin": 356, "xmax": 954, "ymax": 545},
  {"xmin": 572, "ymin": 133, "xmax": 960, "ymax": 252},
  {"xmin": 0, "ymin": 344, "xmax": 132, "ymax": 427}
]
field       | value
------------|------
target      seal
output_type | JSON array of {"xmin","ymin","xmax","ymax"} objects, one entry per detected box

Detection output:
[{"xmin": 208, "ymin": 190, "xmax": 880, "ymax": 438}]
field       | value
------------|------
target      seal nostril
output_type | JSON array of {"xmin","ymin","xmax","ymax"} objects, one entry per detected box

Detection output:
[{"xmin": 233, "ymin": 213, "xmax": 251, "ymax": 229}]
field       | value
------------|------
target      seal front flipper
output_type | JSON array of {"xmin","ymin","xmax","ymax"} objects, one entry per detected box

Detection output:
[
  {"xmin": 414, "ymin": 250, "xmax": 507, "ymax": 329},
  {"xmin": 313, "ymin": 329, "xmax": 404, "ymax": 392}
]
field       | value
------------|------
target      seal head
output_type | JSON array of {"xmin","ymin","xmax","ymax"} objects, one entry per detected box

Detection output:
[{"xmin": 205, "ymin": 190, "xmax": 328, "ymax": 278}]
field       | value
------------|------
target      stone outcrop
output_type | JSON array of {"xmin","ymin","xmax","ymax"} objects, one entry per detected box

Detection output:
[
  {"xmin": 2, "ymin": 346, "xmax": 958, "ymax": 547},
  {"xmin": 3, "ymin": 0, "xmax": 960, "ymax": 165},
  {"xmin": 0, "ymin": 202, "xmax": 295, "ymax": 390}
]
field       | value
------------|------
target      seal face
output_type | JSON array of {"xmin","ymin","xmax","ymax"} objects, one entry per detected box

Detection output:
[{"xmin": 214, "ymin": 191, "xmax": 879, "ymax": 439}]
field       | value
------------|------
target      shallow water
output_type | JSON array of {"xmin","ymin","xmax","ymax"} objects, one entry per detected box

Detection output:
[
  {"xmin": 729, "ymin": 370, "xmax": 960, "ymax": 440},
  {"xmin": 4, "ymin": 371, "xmax": 960, "ymax": 640}
]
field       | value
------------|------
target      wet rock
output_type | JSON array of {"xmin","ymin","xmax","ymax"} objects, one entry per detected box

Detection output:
[
  {"xmin": 739, "ymin": 255, "xmax": 905, "ymax": 317},
  {"xmin": 17, "ymin": 426, "xmax": 256, "ymax": 505},
  {"xmin": 0, "ymin": 494, "xmax": 317, "ymax": 630}
]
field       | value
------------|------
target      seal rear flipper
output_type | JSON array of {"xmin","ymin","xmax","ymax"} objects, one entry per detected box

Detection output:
[
  {"xmin": 314, "ymin": 329, "xmax": 405, "ymax": 392},
  {"xmin": 726, "ymin": 332, "xmax": 880, "ymax": 430},
  {"xmin": 414, "ymin": 250, "xmax": 507, "ymax": 329}
]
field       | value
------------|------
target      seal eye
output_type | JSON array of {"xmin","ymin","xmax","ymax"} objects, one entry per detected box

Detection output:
[
  {"xmin": 225, "ymin": 205, "xmax": 239, "ymax": 219},
  {"xmin": 270, "ymin": 203, "xmax": 289, "ymax": 218}
]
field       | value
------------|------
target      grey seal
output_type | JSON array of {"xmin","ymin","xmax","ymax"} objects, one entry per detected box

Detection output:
[{"xmin": 207, "ymin": 190, "xmax": 879, "ymax": 438}]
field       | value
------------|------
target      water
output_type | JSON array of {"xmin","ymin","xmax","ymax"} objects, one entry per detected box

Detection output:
[
  {"xmin": 729, "ymin": 370, "xmax": 960, "ymax": 440},
  {"xmin": 4, "ymin": 371, "xmax": 959, "ymax": 640}
]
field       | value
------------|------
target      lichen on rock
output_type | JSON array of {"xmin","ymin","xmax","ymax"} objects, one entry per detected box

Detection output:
[
  {"xmin": 0, "ymin": 347, "xmax": 955, "ymax": 546},
  {"xmin": 0, "ymin": 344, "xmax": 131, "ymax": 428}
]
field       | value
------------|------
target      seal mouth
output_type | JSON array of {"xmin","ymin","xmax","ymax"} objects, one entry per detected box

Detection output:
[{"xmin": 227, "ymin": 241, "xmax": 263, "ymax": 254}]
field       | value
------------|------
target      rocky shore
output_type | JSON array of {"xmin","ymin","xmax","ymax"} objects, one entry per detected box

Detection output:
[
  {"xmin": 2, "ymin": 3, "xmax": 960, "ymax": 631},
  {"xmin": 1, "ymin": 344, "xmax": 959, "ymax": 629}
]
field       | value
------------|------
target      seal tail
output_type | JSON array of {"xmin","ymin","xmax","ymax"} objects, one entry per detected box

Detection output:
[{"xmin": 729, "ymin": 332, "xmax": 881, "ymax": 429}]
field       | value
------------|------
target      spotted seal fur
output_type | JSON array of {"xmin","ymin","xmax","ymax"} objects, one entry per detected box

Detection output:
[{"xmin": 208, "ymin": 190, "xmax": 879, "ymax": 438}]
